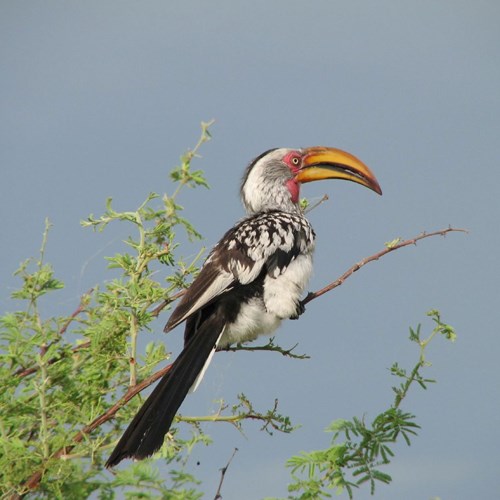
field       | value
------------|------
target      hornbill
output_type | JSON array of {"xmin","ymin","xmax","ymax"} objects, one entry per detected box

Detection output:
[{"xmin": 106, "ymin": 146, "xmax": 382, "ymax": 467}]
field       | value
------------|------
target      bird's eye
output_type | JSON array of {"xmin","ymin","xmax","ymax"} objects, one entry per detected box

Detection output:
[{"xmin": 284, "ymin": 151, "xmax": 302, "ymax": 170}]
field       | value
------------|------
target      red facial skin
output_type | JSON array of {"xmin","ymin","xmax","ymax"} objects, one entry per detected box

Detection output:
[{"xmin": 283, "ymin": 150, "xmax": 302, "ymax": 203}]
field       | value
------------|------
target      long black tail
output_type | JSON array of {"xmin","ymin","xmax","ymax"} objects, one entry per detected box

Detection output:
[{"xmin": 106, "ymin": 311, "xmax": 224, "ymax": 468}]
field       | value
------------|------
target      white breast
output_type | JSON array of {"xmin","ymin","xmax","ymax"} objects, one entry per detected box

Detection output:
[
  {"xmin": 263, "ymin": 252, "xmax": 314, "ymax": 319},
  {"xmin": 219, "ymin": 251, "xmax": 314, "ymax": 348},
  {"xmin": 220, "ymin": 298, "xmax": 282, "ymax": 347}
]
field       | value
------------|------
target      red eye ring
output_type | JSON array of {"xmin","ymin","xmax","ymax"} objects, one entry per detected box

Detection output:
[{"xmin": 283, "ymin": 151, "xmax": 302, "ymax": 171}]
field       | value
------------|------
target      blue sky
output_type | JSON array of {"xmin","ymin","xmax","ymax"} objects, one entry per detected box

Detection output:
[{"xmin": 1, "ymin": 2, "xmax": 499, "ymax": 498}]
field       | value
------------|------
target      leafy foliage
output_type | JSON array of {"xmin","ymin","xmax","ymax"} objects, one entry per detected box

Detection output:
[
  {"xmin": 281, "ymin": 310, "xmax": 456, "ymax": 499},
  {"xmin": 0, "ymin": 122, "xmax": 274, "ymax": 499},
  {"xmin": 0, "ymin": 123, "xmax": 214, "ymax": 498}
]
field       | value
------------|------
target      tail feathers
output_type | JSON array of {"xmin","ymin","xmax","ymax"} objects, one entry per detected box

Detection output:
[{"xmin": 106, "ymin": 311, "xmax": 225, "ymax": 468}]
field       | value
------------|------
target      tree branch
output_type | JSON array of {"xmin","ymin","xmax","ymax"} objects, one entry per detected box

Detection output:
[
  {"xmin": 214, "ymin": 448, "xmax": 238, "ymax": 500},
  {"xmin": 149, "ymin": 289, "xmax": 186, "ymax": 318},
  {"xmin": 218, "ymin": 337, "xmax": 310, "ymax": 359},
  {"xmin": 301, "ymin": 227, "xmax": 467, "ymax": 306}
]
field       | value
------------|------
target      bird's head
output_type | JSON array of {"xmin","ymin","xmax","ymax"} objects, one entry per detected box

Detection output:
[{"xmin": 241, "ymin": 146, "xmax": 382, "ymax": 214}]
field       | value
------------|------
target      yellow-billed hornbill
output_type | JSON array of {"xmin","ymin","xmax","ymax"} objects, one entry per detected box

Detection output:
[{"xmin": 106, "ymin": 146, "xmax": 381, "ymax": 467}]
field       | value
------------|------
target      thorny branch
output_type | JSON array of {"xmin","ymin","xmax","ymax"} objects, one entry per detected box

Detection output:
[
  {"xmin": 214, "ymin": 448, "xmax": 238, "ymax": 500},
  {"xmin": 15, "ymin": 226, "xmax": 466, "ymax": 497},
  {"xmin": 302, "ymin": 226, "xmax": 467, "ymax": 305}
]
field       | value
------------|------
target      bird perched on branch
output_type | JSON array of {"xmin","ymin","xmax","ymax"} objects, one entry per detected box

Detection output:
[{"xmin": 106, "ymin": 146, "xmax": 382, "ymax": 467}]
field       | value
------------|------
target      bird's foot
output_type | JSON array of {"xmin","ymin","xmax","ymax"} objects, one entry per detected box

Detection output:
[{"xmin": 289, "ymin": 301, "xmax": 305, "ymax": 320}]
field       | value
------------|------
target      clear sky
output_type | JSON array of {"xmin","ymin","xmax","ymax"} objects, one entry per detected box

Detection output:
[{"xmin": 1, "ymin": 2, "xmax": 499, "ymax": 499}]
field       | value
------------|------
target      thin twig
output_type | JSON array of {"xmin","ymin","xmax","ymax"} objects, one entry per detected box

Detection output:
[
  {"xmin": 219, "ymin": 338, "xmax": 310, "ymax": 359},
  {"xmin": 301, "ymin": 227, "xmax": 467, "ymax": 306},
  {"xmin": 59, "ymin": 288, "xmax": 94, "ymax": 335},
  {"xmin": 214, "ymin": 448, "xmax": 238, "ymax": 500},
  {"xmin": 150, "ymin": 289, "xmax": 186, "ymax": 317},
  {"xmin": 304, "ymin": 194, "xmax": 330, "ymax": 214}
]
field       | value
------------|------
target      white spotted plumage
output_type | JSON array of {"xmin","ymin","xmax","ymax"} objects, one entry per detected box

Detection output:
[{"xmin": 165, "ymin": 210, "xmax": 316, "ymax": 339}]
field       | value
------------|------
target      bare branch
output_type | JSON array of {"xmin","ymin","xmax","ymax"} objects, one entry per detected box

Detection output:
[
  {"xmin": 149, "ymin": 288, "xmax": 186, "ymax": 317},
  {"xmin": 214, "ymin": 448, "xmax": 238, "ymax": 500},
  {"xmin": 304, "ymin": 194, "xmax": 329, "ymax": 214},
  {"xmin": 301, "ymin": 227, "xmax": 467, "ymax": 306},
  {"xmin": 218, "ymin": 337, "xmax": 310, "ymax": 359}
]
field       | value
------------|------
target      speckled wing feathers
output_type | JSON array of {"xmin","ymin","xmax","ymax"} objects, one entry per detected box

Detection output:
[{"xmin": 164, "ymin": 210, "xmax": 315, "ymax": 333}]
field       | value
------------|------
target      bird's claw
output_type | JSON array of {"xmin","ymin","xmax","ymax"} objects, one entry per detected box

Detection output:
[{"xmin": 290, "ymin": 302, "xmax": 305, "ymax": 320}]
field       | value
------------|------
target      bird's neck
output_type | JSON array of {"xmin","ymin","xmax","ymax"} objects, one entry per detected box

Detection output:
[{"xmin": 246, "ymin": 201, "xmax": 303, "ymax": 217}]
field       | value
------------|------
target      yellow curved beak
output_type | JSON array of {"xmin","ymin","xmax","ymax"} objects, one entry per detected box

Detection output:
[{"xmin": 295, "ymin": 146, "xmax": 382, "ymax": 195}]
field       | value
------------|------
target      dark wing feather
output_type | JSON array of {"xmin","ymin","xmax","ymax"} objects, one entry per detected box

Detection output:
[{"xmin": 164, "ymin": 262, "xmax": 236, "ymax": 332}]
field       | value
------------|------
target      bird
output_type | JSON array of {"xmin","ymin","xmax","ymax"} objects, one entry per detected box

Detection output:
[{"xmin": 106, "ymin": 146, "xmax": 382, "ymax": 467}]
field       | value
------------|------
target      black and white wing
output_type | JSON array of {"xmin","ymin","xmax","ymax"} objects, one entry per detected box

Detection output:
[{"xmin": 164, "ymin": 210, "xmax": 315, "ymax": 334}]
